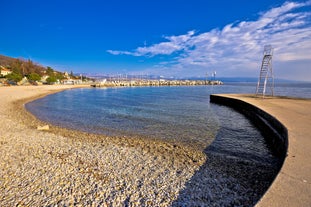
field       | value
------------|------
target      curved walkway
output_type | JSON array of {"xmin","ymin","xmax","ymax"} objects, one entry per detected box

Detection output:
[{"xmin": 211, "ymin": 94, "xmax": 311, "ymax": 207}]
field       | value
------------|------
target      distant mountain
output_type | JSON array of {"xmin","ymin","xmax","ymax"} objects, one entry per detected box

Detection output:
[
  {"xmin": 83, "ymin": 73, "xmax": 305, "ymax": 83},
  {"xmin": 217, "ymin": 77, "xmax": 258, "ymax": 82},
  {"xmin": 217, "ymin": 77, "xmax": 309, "ymax": 83}
]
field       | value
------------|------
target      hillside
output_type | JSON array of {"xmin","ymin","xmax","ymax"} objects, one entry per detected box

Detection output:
[
  {"xmin": 0, "ymin": 54, "xmax": 47, "ymax": 76},
  {"xmin": 0, "ymin": 54, "xmax": 90, "ymax": 84},
  {"xmin": 0, "ymin": 54, "xmax": 17, "ymax": 66}
]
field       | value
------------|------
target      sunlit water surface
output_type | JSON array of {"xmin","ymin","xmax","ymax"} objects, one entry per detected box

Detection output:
[{"xmin": 26, "ymin": 83, "xmax": 310, "ymax": 205}]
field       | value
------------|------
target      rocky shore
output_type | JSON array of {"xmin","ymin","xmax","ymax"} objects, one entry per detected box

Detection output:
[{"xmin": 0, "ymin": 85, "xmax": 206, "ymax": 206}]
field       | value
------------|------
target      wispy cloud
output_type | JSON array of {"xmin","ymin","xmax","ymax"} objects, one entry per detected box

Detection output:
[
  {"xmin": 107, "ymin": 30, "xmax": 195, "ymax": 57},
  {"xmin": 107, "ymin": 1, "xmax": 311, "ymax": 80}
]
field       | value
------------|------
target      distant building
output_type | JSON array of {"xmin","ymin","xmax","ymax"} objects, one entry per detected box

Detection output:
[
  {"xmin": 64, "ymin": 71, "xmax": 69, "ymax": 78},
  {"xmin": 41, "ymin": 75, "xmax": 49, "ymax": 83},
  {"xmin": 0, "ymin": 66, "xmax": 12, "ymax": 76},
  {"xmin": 62, "ymin": 79, "xmax": 82, "ymax": 85}
]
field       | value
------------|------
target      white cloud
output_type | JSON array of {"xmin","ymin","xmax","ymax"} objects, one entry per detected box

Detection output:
[
  {"xmin": 107, "ymin": 30, "xmax": 195, "ymax": 57},
  {"xmin": 106, "ymin": 50, "xmax": 136, "ymax": 56},
  {"xmin": 107, "ymin": 1, "xmax": 311, "ymax": 80}
]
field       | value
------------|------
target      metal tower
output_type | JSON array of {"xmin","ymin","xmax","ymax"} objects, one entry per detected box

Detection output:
[{"xmin": 256, "ymin": 45, "xmax": 274, "ymax": 97}]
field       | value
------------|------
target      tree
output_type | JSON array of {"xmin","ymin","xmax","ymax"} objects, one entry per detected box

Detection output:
[
  {"xmin": 46, "ymin": 76, "xmax": 57, "ymax": 84},
  {"xmin": 23, "ymin": 59, "xmax": 36, "ymax": 75},
  {"xmin": 6, "ymin": 72, "xmax": 23, "ymax": 83},
  {"xmin": 27, "ymin": 73, "xmax": 41, "ymax": 82},
  {"xmin": 46, "ymin": 66, "xmax": 54, "ymax": 76},
  {"xmin": 11, "ymin": 59, "xmax": 23, "ymax": 75},
  {"xmin": 55, "ymin": 73, "xmax": 65, "ymax": 81}
]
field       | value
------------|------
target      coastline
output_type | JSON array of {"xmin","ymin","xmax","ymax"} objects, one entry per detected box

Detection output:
[
  {"xmin": 210, "ymin": 94, "xmax": 311, "ymax": 207},
  {"xmin": 2, "ymin": 85, "xmax": 302, "ymax": 206},
  {"xmin": 0, "ymin": 85, "xmax": 205, "ymax": 206}
]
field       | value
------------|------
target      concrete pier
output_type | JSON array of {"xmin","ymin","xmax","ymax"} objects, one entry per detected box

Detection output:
[{"xmin": 210, "ymin": 94, "xmax": 311, "ymax": 207}]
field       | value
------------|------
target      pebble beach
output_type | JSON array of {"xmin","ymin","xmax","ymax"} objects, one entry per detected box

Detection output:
[{"xmin": 0, "ymin": 85, "xmax": 206, "ymax": 206}]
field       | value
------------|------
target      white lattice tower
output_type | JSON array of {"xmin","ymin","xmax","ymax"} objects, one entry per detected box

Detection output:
[{"xmin": 256, "ymin": 45, "xmax": 274, "ymax": 97}]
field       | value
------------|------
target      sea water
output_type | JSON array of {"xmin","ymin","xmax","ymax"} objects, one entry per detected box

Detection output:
[
  {"xmin": 26, "ymin": 83, "xmax": 311, "ymax": 161},
  {"xmin": 25, "ymin": 82, "xmax": 310, "ymax": 205},
  {"xmin": 28, "ymin": 86, "xmax": 219, "ymax": 148},
  {"xmin": 26, "ymin": 82, "xmax": 311, "ymax": 149}
]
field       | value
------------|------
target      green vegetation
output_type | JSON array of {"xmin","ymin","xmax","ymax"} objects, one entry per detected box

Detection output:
[
  {"xmin": 46, "ymin": 66, "xmax": 54, "ymax": 76},
  {"xmin": 8, "ymin": 59, "xmax": 44, "ymax": 76},
  {"xmin": 0, "ymin": 54, "xmax": 92, "ymax": 85},
  {"xmin": 46, "ymin": 76, "xmax": 57, "ymax": 84},
  {"xmin": 1, "ymin": 56, "xmax": 45, "ymax": 83},
  {"xmin": 27, "ymin": 73, "xmax": 41, "ymax": 82},
  {"xmin": 6, "ymin": 72, "xmax": 23, "ymax": 82},
  {"xmin": 45, "ymin": 66, "xmax": 65, "ymax": 84}
]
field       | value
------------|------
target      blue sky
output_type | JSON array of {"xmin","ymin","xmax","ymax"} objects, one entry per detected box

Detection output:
[{"xmin": 1, "ymin": 0, "xmax": 311, "ymax": 81}]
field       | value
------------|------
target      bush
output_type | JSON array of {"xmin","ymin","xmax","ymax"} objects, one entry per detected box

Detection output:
[
  {"xmin": 27, "ymin": 73, "xmax": 41, "ymax": 82},
  {"xmin": 55, "ymin": 73, "xmax": 65, "ymax": 80},
  {"xmin": 46, "ymin": 76, "xmax": 57, "ymax": 84},
  {"xmin": 5, "ymin": 72, "xmax": 23, "ymax": 83}
]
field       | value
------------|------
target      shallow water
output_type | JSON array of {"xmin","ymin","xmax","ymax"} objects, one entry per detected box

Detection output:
[
  {"xmin": 26, "ymin": 83, "xmax": 310, "ymax": 150},
  {"xmin": 25, "ymin": 84, "xmax": 290, "ymax": 162},
  {"xmin": 26, "ymin": 83, "xmax": 308, "ymax": 205},
  {"xmin": 27, "ymin": 86, "xmax": 217, "ymax": 148}
]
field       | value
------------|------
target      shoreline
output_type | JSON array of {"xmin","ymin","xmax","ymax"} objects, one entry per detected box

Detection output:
[
  {"xmin": 16, "ymin": 86, "xmax": 205, "ymax": 155},
  {"xmin": 1, "ymin": 85, "xmax": 295, "ymax": 206},
  {"xmin": 0, "ymin": 85, "xmax": 205, "ymax": 206},
  {"xmin": 211, "ymin": 94, "xmax": 311, "ymax": 207}
]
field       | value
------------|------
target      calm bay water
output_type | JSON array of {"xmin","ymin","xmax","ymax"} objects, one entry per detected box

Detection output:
[
  {"xmin": 28, "ymin": 86, "xmax": 218, "ymax": 148},
  {"xmin": 26, "ymin": 82, "xmax": 310, "ymax": 205},
  {"xmin": 26, "ymin": 82, "xmax": 311, "ymax": 154}
]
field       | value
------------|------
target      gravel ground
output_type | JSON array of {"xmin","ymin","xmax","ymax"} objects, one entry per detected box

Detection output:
[
  {"xmin": 1, "ymin": 86, "xmax": 282, "ymax": 207},
  {"xmin": 0, "ymin": 85, "xmax": 206, "ymax": 206}
]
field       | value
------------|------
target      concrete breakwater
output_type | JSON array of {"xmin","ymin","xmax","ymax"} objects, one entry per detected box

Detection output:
[
  {"xmin": 91, "ymin": 79, "xmax": 223, "ymax": 87},
  {"xmin": 210, "ymin": 94, "xmax": 311, "ymax": 207},
  {"xmin": 210, "ymin": 94, "xmax": 288, "ymax": 158}
]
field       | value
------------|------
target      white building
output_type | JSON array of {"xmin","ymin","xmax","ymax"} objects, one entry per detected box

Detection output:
[{"xmin": 0, "ymin": 66, "xmax": 12, "ymax": 76}]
